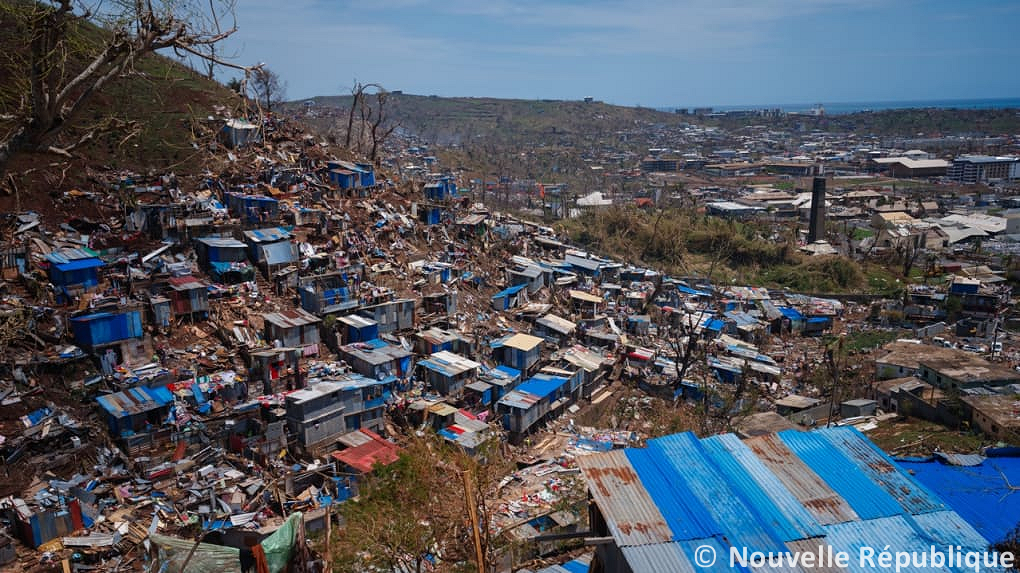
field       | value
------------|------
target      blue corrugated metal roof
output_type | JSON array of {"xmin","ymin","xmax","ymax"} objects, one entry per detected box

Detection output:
[
  {"xmin": 647, "ymin": 433, "xmax": 788, "ymax": 554},
  {"xmin": 51, "ymin": 257, "xmax": 104, "ymax": 271},
  {"xmin": 778, "ymin": 429, "xmax": 904, "ymax": 520},
  {"xmin": 619, "ymin": 543, "xmax": 696, "ymax": 573},
  {"xmin": 912, "ymin": 510, "xmax": 992, "ymax": 554},
  {"xmin": 700, "ymin": 434, "xmax": 826, "ymax": 542},
  {"xmin": 822, "ymin": 516, "xmax": 956, "ymax": 573},
  {"xmin": 624, "ymin": 447, "xmax": 720, "ymax": 541},
  {"xmin": 579, "ymin": 428, "xmax": 997, "ymax": 573},
  {"xmin": 96, "ymin": 385, "xmax": 173, "ymax": 418},
  {"xmin": 515, "ymin": 375, "xmax": 567, "ymax": 399},
  {"xmin": 243, "ymin": 227, "xmax": 292, "ymax": 242},
  {"xmin": 817, "ymin": 427, "xmax": 945, "ymax": 515},
  {"xmin": 492, "ymin": 283, "xmax": 528, "ymax": 299},
  {"xmin": 560, "ymin": 558, "xmax": 589, "ymax": 573},
  {"xmin": 44, "ymin": 248, "xmax": 99, "ymax": 264},
  {"xmin": 677, "ymin": 284, "xmax": 710, "ymax": 297},
  {"xmin": 493, "ymin": 365, "xmax": 521, "ymax": 379}
]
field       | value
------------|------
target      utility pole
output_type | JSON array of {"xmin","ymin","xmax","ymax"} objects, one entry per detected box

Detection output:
[{"xmin": 461, "ymin": 469, "xmax": 487, "ymax": 573}]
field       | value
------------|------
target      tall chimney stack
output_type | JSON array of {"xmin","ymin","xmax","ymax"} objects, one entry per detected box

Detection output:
[{"xmin": 807, "ymin": 176, "xmax": 826, "ymax": 243}]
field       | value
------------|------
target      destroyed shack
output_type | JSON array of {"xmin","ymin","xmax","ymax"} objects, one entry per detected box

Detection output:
[
  {"xmin": 70, "ymin": 308, "xmax": 149, "ymax": 368},
  {"xmin": 490, "ymin": 333, "xmax": 544, "ymax": 375},
  {"xmin": 287, "ymin": 375, "xmax": 393, "ymax": 450},
  {"xmin": 421, "ymin": 290, "xmax": 458, "ymax": 316},
  {"xmin": 337, "ymin": 339, "xmax": 413, "ymax": 382},
  {"xmin": 194, "ymin": 236, "xmax": 253, "ymax": 283},
  {"xmin": 167, "ymin": 275, "xmax": 210, "ymax": 321},
  {"xmin": 357, "ymin": 298, "xmax": 415, "ymax": 334},
  {"xmin": 298, "ymin": 269, "xmax": 364, "ymax": 316},
  {"xmin": 249, "ymin": 347, "xmax": 303, "ymax": 394},
  {"xmin": 263, "ymin": 308, "xmax": 322, "ymax": 351},
  {"xmin": 335, "ymin": 314, "xmax": 379, "ymax": 345},
  {"xmin": 223, "ymin": 191, "xmax": 279, "ymax": 225},
  {"xmin": 284, "ymin": 381, "xmax": 348, "ymax": 449},
  {"xmin": 508, "ymin": 264, "xmax": 545, "ymax": 294},
  {"xmin": 96, "ymin": 385, "xmax": 174, "ymax": 439},
  {"xmin": 478, "ymin": 365, "xmax": 522, "ymax": 403},
  {"xmin": 243, "ymin": 227, "xmax": 297, "ymax": 277},
  {"xmin": 568, "ymin": 289, "xmax": 604, "ymax": 318},
  {"xmin": 1, "ymin": 497, "xmax": 86, "ymax": 548},
  {"xmin": 330, "ymin": 430, "xmax": 401, "ymax": 495},
  {"xmin": 534, "ymin": 314, "xmax": 577, "ymax": 345},
  {"xmin": 496, "ymin": 373, "xmax": 573, "ymax": 442},
  {"xmin": 415, "ymin": 327, "xmax": 469, "ymax": 355},
  {"xmin": 491, "ymin": 283, "xmax": 528, "ymax": 311},
  {"xmin": 423, "ymin": 178, "xmax": 457, "ymax": 201},
  {"xmin": 418, "ymin": 351, "xmax": 481, "ymax": 398},
  {"xmin": 220, "ymin": 118, "xmax": 260, "ymax": 149},
  {"xmin": 45, "ymin": 248, "xmax": 103, "ymax": 304}
]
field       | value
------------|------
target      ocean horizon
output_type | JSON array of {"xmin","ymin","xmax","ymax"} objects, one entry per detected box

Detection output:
[{"xmin": 661, "ymin": 97, "xmax": 1020, "ymax": 115}]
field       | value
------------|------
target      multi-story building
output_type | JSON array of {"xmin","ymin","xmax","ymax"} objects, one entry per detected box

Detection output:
[{"xmin": 946, "ymin": 155, "xmax": 1019, "ymax": 184}]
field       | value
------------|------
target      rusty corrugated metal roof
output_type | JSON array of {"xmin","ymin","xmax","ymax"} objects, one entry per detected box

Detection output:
[
  {"xmin": 576, "ymin": 449, "xmax": 672, "ymax": 547},
  {"xmin": 742, "ymin": 434, "xmax": 859, "ymax": 525}
]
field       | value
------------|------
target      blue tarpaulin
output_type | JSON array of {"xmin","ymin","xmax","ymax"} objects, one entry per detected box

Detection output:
[
  {"xmin": 897, "ymin": 455, "xmax": 1020, "ymax": 543},
  {"xmin": 778, "ymin": 307, "xmax": 804, "ymax": 321}
]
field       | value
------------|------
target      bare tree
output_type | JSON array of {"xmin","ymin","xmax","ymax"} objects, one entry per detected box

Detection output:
[
  {"xmin": 896, "ymin": 230, "xmax": 927, "ymax": 278},
  {"xmin": 250, "ymin": 66, "xmax": 286, "ymax": 113},
  {"xmin": 343, "ymin": 80, "xmax": 367, "ymax": 149},
  {"xmin": 340, "ymin": 82, "xmax": 396, "ymax": 159},
  {"xmin": 0, "ymin": 0, "xmax": 249, "ymax": 175},
  {"xmin": 363, "ymin": 88, "xmax": 397, "ymax": 162}
]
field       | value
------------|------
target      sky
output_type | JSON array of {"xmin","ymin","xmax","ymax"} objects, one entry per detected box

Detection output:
[{"xmin": 215, "ymin": 0, "xmax": 1020, "ymax": 108}]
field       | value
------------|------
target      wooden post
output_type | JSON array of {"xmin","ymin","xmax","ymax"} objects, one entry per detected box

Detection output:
[
  {"xmin": 325, "ymin": 502, "xmax": 333, "ymax": 573},
  {"xmin": 461, "ymin": 470, "xmax": 486, "ymax": 573}
]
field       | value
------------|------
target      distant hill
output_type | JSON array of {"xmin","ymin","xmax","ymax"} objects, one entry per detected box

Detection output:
[
  {"xmin": 295, "ymin": 93, "xmax": 1020, "ymax": 147},
  {"xmin": 292, "ymin": 93, "xmax": 690, "ymax": 146}
]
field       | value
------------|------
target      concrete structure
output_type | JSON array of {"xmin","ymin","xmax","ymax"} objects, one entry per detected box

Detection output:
[
  {"xmin": 961, "ymin": 395, "xmax": 1020, "ymax": 441},
  {"xmin": 947, "ymin": 155, "xmax": 1020, "ymax": 184},
  {"xmin": 873, "ymin": 157, "xmax": 949, "ymax": 178},
  {"xmin": 807, "ymin": 176, "xmax": 825, "ymax": 244}
]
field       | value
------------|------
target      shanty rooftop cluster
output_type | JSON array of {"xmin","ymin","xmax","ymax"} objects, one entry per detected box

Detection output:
[{"xmin": 0, "ymin": 114, "xmax": 1017, "ymax": 573}]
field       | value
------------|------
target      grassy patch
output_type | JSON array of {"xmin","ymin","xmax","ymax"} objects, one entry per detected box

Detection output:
[
  {"xmin": 852, "ymin": 227, "xmax": 874, "ymax": 240},
  {"xmin": 867, "ymin": 418, "xmax": 986, "ymax": 455},
  {"xmin": 865, "ymin": 266, "xmax": 904, "ymax": 296},
  {"xmin": 842, "ymin": 330, "xmax": 899, "ymax": 352},
  {"xmin": 759, "ymin": 258, "xmax": 865, "ymax": 292}
]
